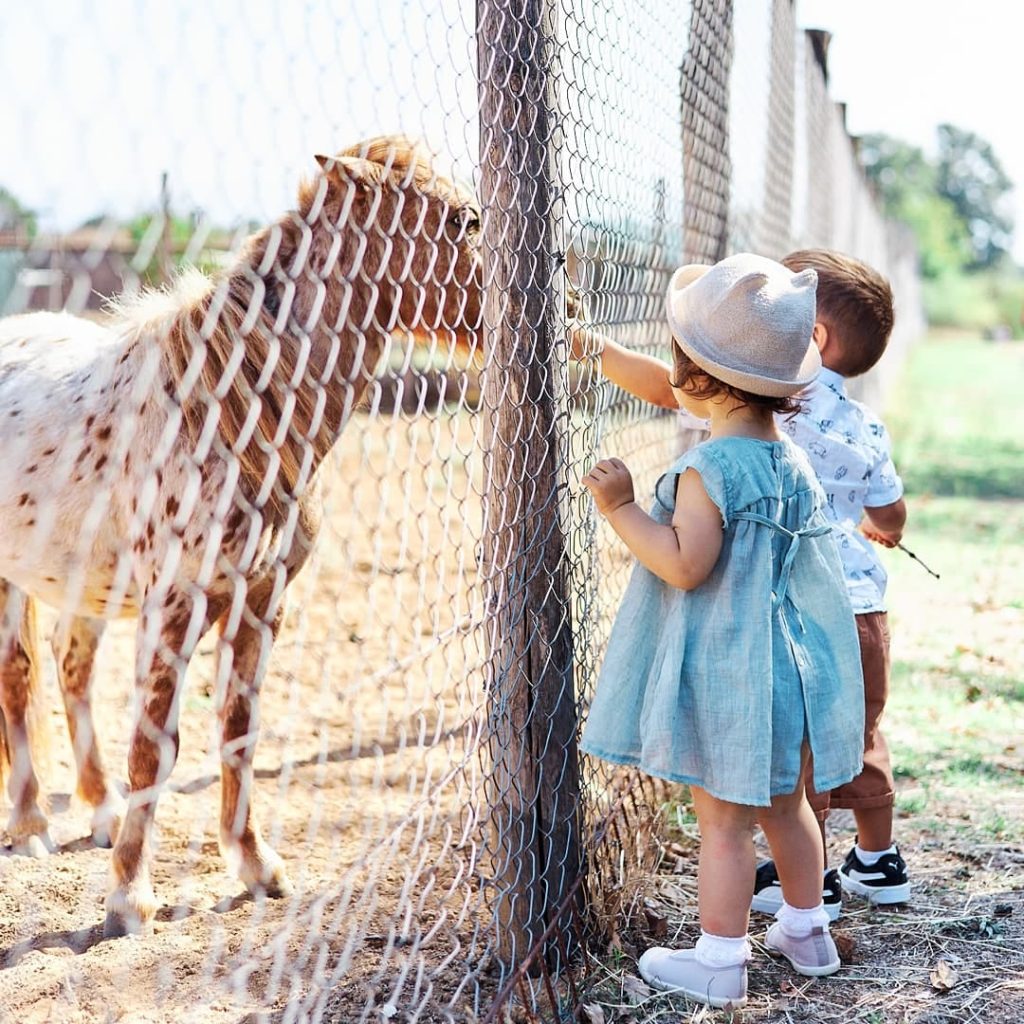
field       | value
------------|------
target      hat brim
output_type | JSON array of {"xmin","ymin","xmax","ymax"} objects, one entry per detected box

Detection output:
[
  {"xmin": 681, "ymin": 337, "xmax": 820, "ymax": 397},
  {"xmin": 666, "ymin": 264, "xmax": 821, "ymax": 398}
]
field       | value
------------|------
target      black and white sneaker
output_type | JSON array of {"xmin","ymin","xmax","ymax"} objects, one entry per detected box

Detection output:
[
  {"xmin": 838, "ymin": 846, "xmax": 910, "ymax": 904},
  {"xmin": 750, "ymin": 860, "xmax": 842, "ymax": 921}
]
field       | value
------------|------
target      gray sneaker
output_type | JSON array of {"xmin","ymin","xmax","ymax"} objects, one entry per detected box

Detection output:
[
  {"xmin": 764, "ymin": 922, "xmax": 841, "ymax": 976},
  {"xmin": 637, "ymin": 946, "xmax": 748, "ymax": 1008}
]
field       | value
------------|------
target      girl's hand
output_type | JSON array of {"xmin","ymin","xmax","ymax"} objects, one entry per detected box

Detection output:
[
  {"xmin": 582, "ymin": 458, "xmax": 635, "ymax": 516},
  {"xmin": 569, "ymin": 325, "xmax": 605, "ymax": 360}
]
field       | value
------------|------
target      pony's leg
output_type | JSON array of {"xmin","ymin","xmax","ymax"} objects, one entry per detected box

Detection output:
[
  {"xmin": 52, "ymin": 615, "xmax": 125, "ymax": 846},
  {"xmin": 216, "ymin": 586, "xmax": 292, "ymax": 898},
  {"xmin": 104, "ymin": 588, "xmax": 222, "ymax": 937},
  {"xmin": 0, "ymin": 580, "xmax": 53, "ymax": 856}
]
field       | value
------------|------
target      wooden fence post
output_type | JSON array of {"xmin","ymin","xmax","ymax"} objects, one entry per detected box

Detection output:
[{"xmin": 476, "ymin": 0, "xmax": 585, "ymax": 973}]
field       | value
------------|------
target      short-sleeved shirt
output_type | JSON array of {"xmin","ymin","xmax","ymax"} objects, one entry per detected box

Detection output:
[
  {"xmin": 778, "ymin": 368, "xmax": 904, "ymax": 613},
  {"xmin": 580, "ymin": 437, "xmax": 865, "ymax": 807}
]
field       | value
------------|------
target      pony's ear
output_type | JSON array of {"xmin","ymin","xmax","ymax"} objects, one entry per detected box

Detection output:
[{"xmin": 315, "ymin": 153, "xmax": 384, "ymax": 188}]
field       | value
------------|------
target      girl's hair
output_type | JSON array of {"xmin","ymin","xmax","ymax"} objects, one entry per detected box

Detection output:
[{"xmin": 670, "ymin": 348, "xmax": 803, "ymax": 415}]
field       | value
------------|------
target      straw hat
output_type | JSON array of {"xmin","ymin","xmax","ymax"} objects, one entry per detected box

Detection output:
[{"xmin": 665, "ymin": 252, "xmax": 821, "ymax": 397}]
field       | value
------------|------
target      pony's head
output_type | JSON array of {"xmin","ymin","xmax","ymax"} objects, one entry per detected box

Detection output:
[{"xmin": 300, "ymin": 136, "xmax": 482, "ymax": 352}]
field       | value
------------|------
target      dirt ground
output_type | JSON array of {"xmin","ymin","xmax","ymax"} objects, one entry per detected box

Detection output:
[{"xmin": 0, "ymin": 407, "xmax": 509, "ymax": 1024}]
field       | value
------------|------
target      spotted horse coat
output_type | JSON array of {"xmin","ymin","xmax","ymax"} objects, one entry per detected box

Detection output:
[{"xmin": 0, "ymin": 136, "xmax": 482, "ymax": 936}]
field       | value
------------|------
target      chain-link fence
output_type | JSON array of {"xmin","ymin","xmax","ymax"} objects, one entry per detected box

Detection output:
[{"xmin": 0, "ymin": 2, "xmax": 921, "ymax": 1021}]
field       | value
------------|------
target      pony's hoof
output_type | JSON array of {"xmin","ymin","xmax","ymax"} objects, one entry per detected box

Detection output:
[
  {"xmin": 11, "ymin": 832, "xmax": 55, "ymax": 858},
  {"xmin": 261, "ymin": 872, "xmax": 294, "ymax": 900},
  {"xmin": 104, "ymin": 880, "xmax": 157, "ymax": 937},
  {"xmin": 102, "ymin": 910, "xmax": 146, "ymax": 939},
  {"xmin": 224, "ymin": 835, "xmax": 293, "ymax": 899},
  {"xmin": 244, "ymin": 866, "xmax": 294, "ymax": 900}
]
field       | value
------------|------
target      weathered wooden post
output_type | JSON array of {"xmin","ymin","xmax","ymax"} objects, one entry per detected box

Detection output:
[{"xmin": 476, "ymin": 0, "xmax": 585, "ymax": 972}]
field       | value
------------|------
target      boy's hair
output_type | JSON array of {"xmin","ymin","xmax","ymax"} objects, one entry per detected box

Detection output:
[
  {"xmin": 669, "ymin": 350, "xmax": 802, "ymax": 415},
  {"xmin": 782, "ymin": 249, "xmax": 894, "ymax": 378}
]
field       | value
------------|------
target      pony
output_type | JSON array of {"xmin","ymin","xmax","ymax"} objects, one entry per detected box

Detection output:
[{"xmin": 0, "ymin": 136, "xmax": 482, "ymax": 936}]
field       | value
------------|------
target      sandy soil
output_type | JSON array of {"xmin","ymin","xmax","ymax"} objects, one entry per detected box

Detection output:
[{"xmin": 0, "ymin": 406, "xmax": 500, "ymax": 1024}]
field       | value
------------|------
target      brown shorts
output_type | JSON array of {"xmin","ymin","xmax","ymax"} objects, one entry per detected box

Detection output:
[{"xmin": 807, "ymin": 611, "xmax": 894, "ymax": 816}]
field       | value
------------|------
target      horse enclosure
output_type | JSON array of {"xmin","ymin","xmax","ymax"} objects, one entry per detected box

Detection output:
[{"xmin": 0, "ymin": 2, "xmax": 922, "ymax": 1021}]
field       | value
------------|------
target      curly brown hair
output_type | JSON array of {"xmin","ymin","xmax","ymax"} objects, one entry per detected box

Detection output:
[{"xmin": 669, "ymin": 348, "xmax": 804, "ymax": 415}]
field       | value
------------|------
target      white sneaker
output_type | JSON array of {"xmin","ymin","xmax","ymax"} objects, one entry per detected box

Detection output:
[{"xmin": 637, "ymin": 946, "xmax": 748, "ymax": 1008}]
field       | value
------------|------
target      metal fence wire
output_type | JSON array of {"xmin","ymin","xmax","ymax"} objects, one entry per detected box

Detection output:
[{"xmin": 0, "ymin": 1, "xmax": 922, "ymax": 1022}]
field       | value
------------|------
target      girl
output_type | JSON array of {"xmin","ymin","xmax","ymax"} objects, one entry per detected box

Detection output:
[{"xmin": 580, "ymin": 253, "xmax": 864, "ymax": 1008}]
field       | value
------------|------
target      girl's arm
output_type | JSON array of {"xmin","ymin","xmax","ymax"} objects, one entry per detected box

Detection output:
[
  {"xmin": 570, "ymin": 326, "xmax": 678, "ymax": 410},
  {"xmin": 582, "ymin": 459, "xmax": 723, "ymax": 590}
]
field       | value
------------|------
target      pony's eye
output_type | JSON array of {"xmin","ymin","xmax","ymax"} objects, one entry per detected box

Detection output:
[{"xmin": 448, "ymin": 209, "xmax": 480, "ymax": 234}]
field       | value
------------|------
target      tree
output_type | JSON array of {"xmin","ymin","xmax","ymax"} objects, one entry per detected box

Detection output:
[
  {"xmin": 935, "ymin": 123, "xmax": 1014, "ymax": 269},
  {"xmin": 860, "ymin": 133, "xmax": 972, "ymax": 279}
]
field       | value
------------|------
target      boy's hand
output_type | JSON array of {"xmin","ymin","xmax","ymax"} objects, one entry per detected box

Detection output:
[
  {"xmin": 862, "ymin": 498, "xmax": 906, "ymax": 548},
  {"xmin": 861, "ymin": 522, "xmax": 902, "ymax": 548},
  {"xmin": 582, "ymin": 458, "xmax": 635, "ymax": 516}
]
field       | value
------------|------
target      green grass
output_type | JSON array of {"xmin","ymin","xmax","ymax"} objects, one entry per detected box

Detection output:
[
  {"xmin": 886, "ymin": 336, "xmax": 1024, "ymax": 498},
  {"xmin": 882, "ymin": 334, "xmax": 1024, "ymax": 842}
]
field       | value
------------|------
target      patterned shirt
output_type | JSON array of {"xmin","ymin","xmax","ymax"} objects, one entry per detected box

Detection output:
[{"xmin": 778, "ymin": 368, "xmax": 904, "ymax": 613}]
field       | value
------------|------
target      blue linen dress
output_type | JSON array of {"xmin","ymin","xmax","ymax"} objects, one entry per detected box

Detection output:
[{"xmin": 581, "ymin": 436, "xmax": 865, "ymax": 806}]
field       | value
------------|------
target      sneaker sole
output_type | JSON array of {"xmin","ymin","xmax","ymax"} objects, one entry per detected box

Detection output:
[
  {"xmin": 765, "ymin": 942, "xmax": 841, "ymax": 977},
  {"xmin": 638, "ymin": 966, "xmax": 748, "ymax": 1009},
  {"xmin": 751, "ymin": 891, "xmax": 842, "ymax": 922},
  {"xmin": 839, "ymin": 874, "xmax": 911, "ymax": 904}
]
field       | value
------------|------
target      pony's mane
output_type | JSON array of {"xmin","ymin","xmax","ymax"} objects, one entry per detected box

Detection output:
[
  {"xmin": 296, "ymin": 134, "xmax": 469, "ymax": 213},
  {"xmin": 113, "ymin": 257, "xmax": 327, "ymax": 523},
  {"xmin": 107, "ymin": 268, "xmax": 216, "ymax": 335},
  {"xmin": 341, "ymin": 135, "xmax": 440, "ymax": 188}
]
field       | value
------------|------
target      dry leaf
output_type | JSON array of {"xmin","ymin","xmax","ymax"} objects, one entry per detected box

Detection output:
[
  {"xmin": 778, "ymin": 978, "xmax": 801, "ymax": 996},
  {"xmin": 622, "ymin": 974, "xmax": 652, "ymax": 1005},
  {"xmin": 643, "ymin": 900, "xmax": 668, "ymax": 940},
  {"xmin": 833, "ymin": 930, "xmax": 857, "ymax": 963},
  {"xmin": 930, "ymin": 959, "xmax": 959, "ymax": 992}
]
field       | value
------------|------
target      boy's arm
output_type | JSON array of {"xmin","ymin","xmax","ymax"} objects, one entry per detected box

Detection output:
[
  {"xmin": 860, "ymin": 412, "xmax": 906, "ymax": 548},
  {"xmin": 862, "ymin": 498, "xmax": 907, "ymax": 548},
  {"xmin": 570, "ymin": 326, "xmax": 678, "ymax": 409}
]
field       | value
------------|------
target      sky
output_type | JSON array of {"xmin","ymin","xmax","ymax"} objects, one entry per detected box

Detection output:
[
  {"xmin": 2, "ymin": 0, "xmax": 1022, "ymax": 262},
  {"xmin": 795, "ymin": 0, "xmax": 1024, "ymax": 262}
]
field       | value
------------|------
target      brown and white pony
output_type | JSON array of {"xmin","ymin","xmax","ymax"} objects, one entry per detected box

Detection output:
[{"xmin": 0, "ymin": 136, "xmax": 481, "ymax": 935}]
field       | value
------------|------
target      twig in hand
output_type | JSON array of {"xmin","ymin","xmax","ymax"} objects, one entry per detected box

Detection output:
[{"xmin": 897, "ymin": 542, "xmax": 940, "ymax": 579}]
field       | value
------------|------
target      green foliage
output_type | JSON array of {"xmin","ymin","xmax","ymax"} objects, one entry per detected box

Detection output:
[
  {"xmin": 900, "ymin": 190, "xmax": 973, "ymax": 279},
  {"xmin": 922, "ymin": 267, "xmax": 1024, "ymax": 338},
  {"xmin": 936, "ymin": 123, "xmax": 1015, "ymax": 269},
  {"xmin": 0, "ymin": 186, "xmax": 37, "ymax": 238},
  {"xmin": 861, "ymin": 126, "xmax": 1016, "ymax": 280},
  {"xmin": 126, "ymin": 211, "xmax": 197, "ymax": 251}
]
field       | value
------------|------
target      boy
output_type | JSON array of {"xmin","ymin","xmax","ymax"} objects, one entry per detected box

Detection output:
[
  {"xmin": 569, "ymin": 248, "xmax": 909, "ymax": 918},
  {"xmin": 751, "ymin": 249, "xmax": 908, "ymax": 919}
]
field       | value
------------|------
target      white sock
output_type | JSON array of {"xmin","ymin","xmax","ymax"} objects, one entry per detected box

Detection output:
[
  {"xmin": 855, "ymin": 843, "xmax": 897, "ymax": 866},
  {"xmin": 693, "ymin": 930, "xmax": 751, "ymax": 968},
  {"xmin": 775, "ymin": 901, "xmax": 830, "ymax": 939}
]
